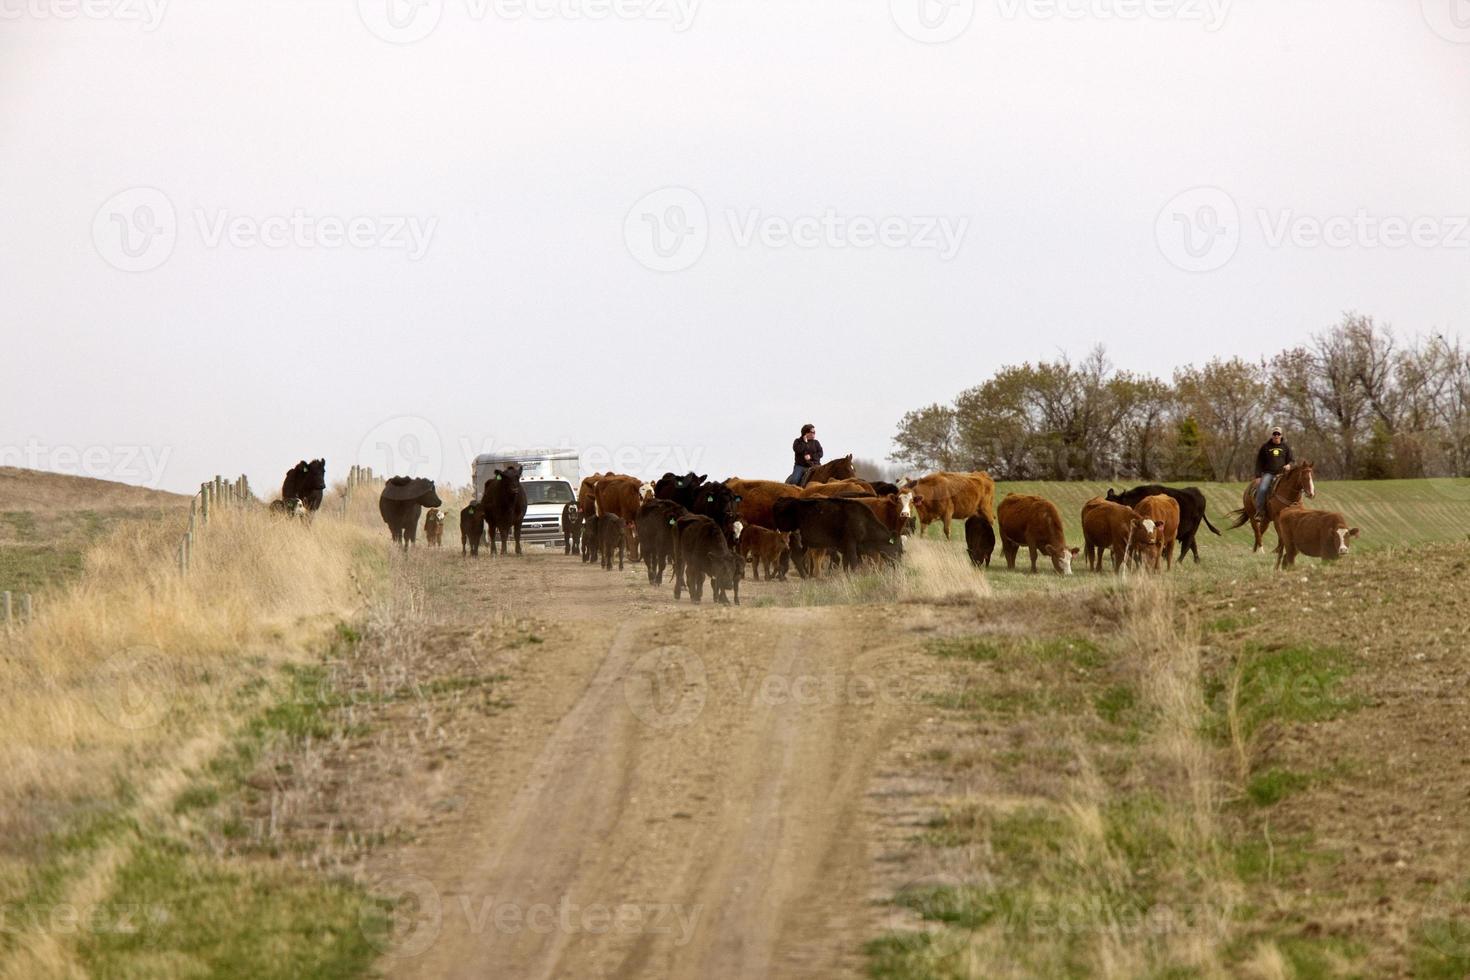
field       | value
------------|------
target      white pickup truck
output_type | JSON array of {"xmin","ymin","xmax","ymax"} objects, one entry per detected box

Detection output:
[{"xmin": 470, "ymin": 451, "xmax": 579, "ymax": 548}]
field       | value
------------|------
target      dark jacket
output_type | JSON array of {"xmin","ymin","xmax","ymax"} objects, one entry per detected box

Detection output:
[
  {"xmin": 792, "ymin": 437, "xmax": 823, "ymax": 468},
  {"xmin": 1256, "ymin": 440, "xmax": 1294, "ymax": 477}
]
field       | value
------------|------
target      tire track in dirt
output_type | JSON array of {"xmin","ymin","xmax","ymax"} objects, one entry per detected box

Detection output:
[{"xmin": 376, "ymin": 551, "xmax": 940, "ymax": 979}]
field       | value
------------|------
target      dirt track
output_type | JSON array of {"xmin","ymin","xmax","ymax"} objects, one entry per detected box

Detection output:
[{"xmin": 373, "ymin": 545, "xmax": 949, "ymax": 979}]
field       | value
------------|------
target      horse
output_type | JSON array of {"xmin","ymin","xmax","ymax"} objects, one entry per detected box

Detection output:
[
  {"xmin": 1226, "ymin": 462, "xmax": 1316, "ymax": 552},
  {"xmin": 798, "ymin": 453, "xmax": 856, "ymax": 487}
]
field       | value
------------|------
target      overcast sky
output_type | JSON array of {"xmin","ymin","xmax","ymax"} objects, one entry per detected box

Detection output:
[{"xmin": 3, "ymin": 0, "xmax": 1468, "ymax": 494}]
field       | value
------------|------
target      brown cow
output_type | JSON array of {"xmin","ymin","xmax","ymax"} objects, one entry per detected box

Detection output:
[
  {"xmin": 423, "ymin": 507, "xmax": 445, "ymax": 547},
  {"xmin": 577, "ymin": 472, "xmax": 604, "ymax": 516},
  {"xmin": 593, "ymin": 474, "xmax": 644, "ymax": 561},
  {"xmin": 1080, "ymin": 497, "xmax": 1157, "ymax": 574},
  {"xmin": 738, "ymin": 525, "xmax": 791, "ymax": 580},
  {"xmin": 1274, "ymin": 507, "xmax": 1360, "ymax": 569},
  {"xmin": 799, "ymin": 479, "xmax": 876, "ymax": 498},
  {"xmin": 851, "ymin": 493, "xmax": 911, "ymax": 538},
  {"xmin": 725, "ymin": 478, "xmax": 801, "ymax": 528},
  {"xmin": 997, "ymin": 493, "xmax": 1079, "ymax": 575},
  {"xmin": 1132, "ymin": 494, "xmax": 1180, "ymax": 571},
  {"xmin": 908, "ymin": 471, "xmax": 995, "ymax": 540}
]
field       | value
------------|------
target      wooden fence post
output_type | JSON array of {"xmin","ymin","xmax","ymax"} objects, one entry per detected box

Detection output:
[
  {"xmin": 200, "ymin": 484, "xmax": 210, "ymax": 525},
  {"xmin": 21, "ymin": 593, "xmax": 32, "ymax": 623}
]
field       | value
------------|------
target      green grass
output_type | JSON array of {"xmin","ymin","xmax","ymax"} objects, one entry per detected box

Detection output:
[{"xmin": 0, "ymin": 507, "xmax": 167, "ymax": 593}]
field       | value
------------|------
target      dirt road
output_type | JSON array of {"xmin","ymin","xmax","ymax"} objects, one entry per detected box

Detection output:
[{"xmin": 372, "ymin": 545, "xmax": 949, "ymax": 979}]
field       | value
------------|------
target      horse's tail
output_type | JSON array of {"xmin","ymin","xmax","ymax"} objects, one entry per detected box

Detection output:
[
  {"xmin": 1225, "ymin": 508, "xmax": 1250, "ymax": 530},
  {"xmin": 1201, "ymin": 512, "xmax": 1223, "ymax": 536}
]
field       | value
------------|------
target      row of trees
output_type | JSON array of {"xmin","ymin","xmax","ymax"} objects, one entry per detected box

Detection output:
[{"xmin": 889, "ymin": 314, "xmax": 1470, "ymax": 482}]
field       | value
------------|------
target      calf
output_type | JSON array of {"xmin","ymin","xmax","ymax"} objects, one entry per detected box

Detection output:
[
  {"xmin": 964, "ymin": 515, "xmax": 995, "ymax": 568},
  {"xmin": 424, "ymin": 508, "xmax": 445, "ymax": 547},
  {"xmin": 675, "ymin": 515, "xmax": 743, "ymax": 604},
  {"xmin": 1131, "ymin": 494, "xmax": 1180, "ymax": 572},
  {"xmin": 771, "ymin": 497, "xmax": 902, "ymax": 572},
  {"xmin": 1080, "ymin": 497, "xmax": 1156, "ymax": 574},
  {"xmin": 1275, "ymin": 507, "xmax": 1360, "ymax": 569},
  {"xmin": 598, "ymin": 514, "xmax": 625, "ymax": 571},
  {"xmin": 738, "ymin": 525, "xmax": 791, "ymax": 581},
  {"xmin": 459, "ymin": 504, "xmax": 484, "ymax": 556},
  {"xmin": 581, "ymin": 513, "xmax": 601, "ymax": 564},
  {"xmin": 636, "ymin": 499, "xmax": 687, "ymax": 585},
  {"xmin": 996, "ymin": 494, "xmax": 1079, "ymax": 575},
  {"xmin": 561, "ymin": 502, "xmax": 583, "ymax": 555}
]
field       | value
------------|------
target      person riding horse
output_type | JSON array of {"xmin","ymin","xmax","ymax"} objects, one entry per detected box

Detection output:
[
  {"xmin": 1253, "ymin": 426, "xmax": 1295, "ymax": 522},
  {"xmin": 786, "ymin": 424, "xmax": 823, "ymax": 485}
]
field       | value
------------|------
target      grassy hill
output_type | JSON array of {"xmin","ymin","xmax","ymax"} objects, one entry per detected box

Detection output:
[{"xmin": 0, "ymin": 468, "xmax": 191, "ymax": 593}]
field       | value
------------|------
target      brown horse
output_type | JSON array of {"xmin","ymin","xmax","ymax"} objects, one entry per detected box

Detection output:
[
  {"xmin": 1226, "ymin": 462, "xmax": 1316, "ymax": 552},
  {"xmin": 799, "ymin": 453, "xmax": 856, "ymax": 487}
]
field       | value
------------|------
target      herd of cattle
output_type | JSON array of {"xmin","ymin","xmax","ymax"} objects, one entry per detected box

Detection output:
[{"xmin": 265, "ymin": 451, "xmax": 1361, "ymax": 602}]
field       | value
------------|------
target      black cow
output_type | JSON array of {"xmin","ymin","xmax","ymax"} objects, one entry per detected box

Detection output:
[
  {"xmin": 635, "ymin": 499, "xmax": 686, "ymax": 586},
  {"xmin": 482, "ymin": 463, "xmax": 529, "ymax": 555},
  {"xmin": 772, "ymin": 497, "xmax": 902, "ymax": 572},
  {"xmin": 460, "ymin": 504, "xmax": 484, "ymax": 556},
  {"xmin": 870, "ymin": 481, "xmax": 901, "ymax": 496},
  {"xmin": 652, "ymin": 472, "xmax": 707, "ymax": 510},
  {"xmin": 674, "ymin": 515, "xmax": 742, "ymax": 604},
  {"xmin": 687, "ymin": 481, "xmax": 743, "ymax": 546},
  {"xmin": 282, "ymin": 459, "xmax": 327, "ymax": 512},
  {"xmin": 965, "ymin": 515, "xmax": 995, "ymax": 568},
  {"xmin": 598, "ymin": 514, "xmax": 624, "ymax": 571},
  {"xmin": 582, "ymin": 511, "xmax": 601, "ymax": 564},
  {"xmin": 1105, "ymin": 484, "xmax": 1220, "ymax": 564},
  {"xmin": 561, "ymin": 502, "xmax": 583, "ymax": 555},
  {"xmin": 379, "ymin": 477, "xmax": 442, "ymax": 549}
]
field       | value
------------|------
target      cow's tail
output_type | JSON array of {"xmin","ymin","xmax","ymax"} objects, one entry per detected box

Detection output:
[
  {"xmin": 1224, "ymin": 508, "xmax": 1250, "ymax": 530},
  {"xmin": 1201, "ymin": 512, "xmax": 1223, "ymax": 536}
]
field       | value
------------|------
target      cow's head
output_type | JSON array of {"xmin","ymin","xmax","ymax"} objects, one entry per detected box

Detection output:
[
  {"xmin": 1044, "ymin": 544, "xmax": 1080, "ymax": 575},
  {"xmin": 304, "ymin": 458, "xmax": 327, "ymax": 490},
  {"xmin": 1336, "ymin": 526, "xmax": 1360, "ymax": 555},
  {"xmin": 492, "ymin": 463, "xmax": 524, "ymax": 489},
  {"xmin": 639, "ymin": 481, "xmax": 655, "ymax": 500},
  {"xmin": 898, "ymin": 490, "xmax": 915, "ymax": 519}
]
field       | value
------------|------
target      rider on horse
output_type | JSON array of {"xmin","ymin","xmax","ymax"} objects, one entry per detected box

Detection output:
[
  {"xmin": 786, "ymin": 424, "xmax": 823, "ymax": 485},
  {"xmin": 1254, "ymin": 426, "xmax": 1295, "ymax": 521}
]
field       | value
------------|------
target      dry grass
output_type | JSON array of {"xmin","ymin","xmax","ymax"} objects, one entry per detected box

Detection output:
[
  {"xmin": 0, "ymin": 467, "xmax": 189, "ymax": 512},
  {"xmin": 0, "ymin": 501, "xmax": 384, "ymax": 978}
]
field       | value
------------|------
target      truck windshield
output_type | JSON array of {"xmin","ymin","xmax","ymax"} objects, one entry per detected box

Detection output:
[{"xmin": 524, "ymin": 482, "xmax": 574, "ymax": 505}]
